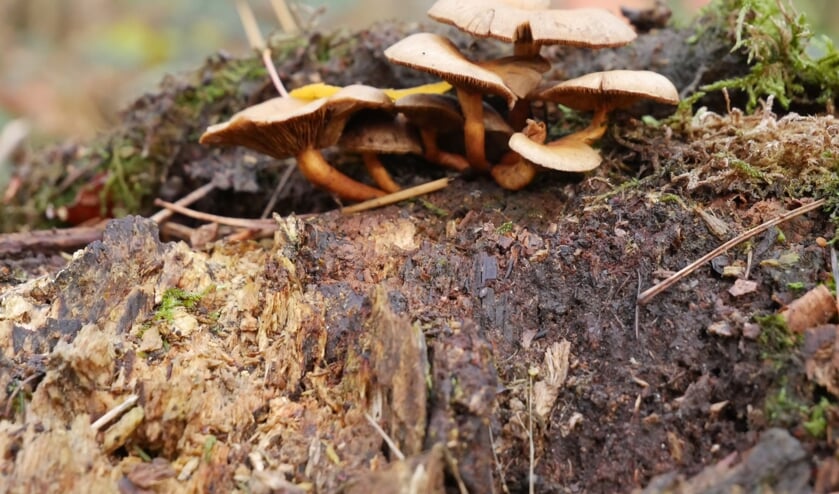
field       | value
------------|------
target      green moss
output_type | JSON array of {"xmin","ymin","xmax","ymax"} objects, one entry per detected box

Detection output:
[
  {"xmin": 764, "ymin": 384, "xmax": 808, "ymax": 424},
  {"xmin": 786, "ymin": 281, "xmax": 805, "ymax": 291},
  {"xmin": 155, "ymin": 287, "xmax": 205, "ymax": 322},
  {"xmin": 755, "ymin": 313, "xmax": 799, "ymax": 360},
  {"xmin": 803, "ymin": 397, "xmax": 832, "ymax": 438},
  {"xmin": 497, "ymin": 221, "xmax": 514, "ymax": 234},
  {"xmin": 682, "ymin": 0, "xmax": 839, "ymax": 113}
]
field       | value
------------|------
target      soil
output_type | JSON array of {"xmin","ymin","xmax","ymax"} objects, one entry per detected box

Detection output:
[{"xmin": 2, "ymin": 8, "xmax": 839, "ymax": 494}]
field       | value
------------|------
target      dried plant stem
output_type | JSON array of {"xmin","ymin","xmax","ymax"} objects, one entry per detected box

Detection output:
[
  {"xmin": 260, "ymin": 163, "xmax": 297, "ymax": 219},
  {"xmin": 150, "ymin": 182, "xmax": 216, "ymax": 224},
  {"xmin": 153, "ymin": 198, "xmax": 276, "ymax": 230},
  {"xmin": 91, "ymin": 394, "xmax": 139, "ymax": 431},
  {"xmin": 364, "ymin": 412, "xmax": 404, "ymax": 461},
  {"xmin": 234, "ymin": 0, "xmax": 289, "ymax": 97},
  {"xmin": 637, "ymin": 198, "xmax": 826, "ymax": 305},
  {"xmin": 269, "ymin": 0, "xmax": 299, "ymax": 34},
  {"xmin": 340, "ymin": 177, "xmax": 452, "ymax": 214}
]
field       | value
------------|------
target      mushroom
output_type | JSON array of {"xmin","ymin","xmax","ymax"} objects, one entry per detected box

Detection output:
[
  {"xmin": 395, "ymin": 93, "xmax": 469, "ymax": 172},
  {"xmin": 384, "ymin": 32, "xmax": 545, "ymax": 172},
  {"xmin": 427, "ymin": 0, "xmax": 637, "ymax": 57},
  {"xmin": 507, "ymin": 121, "xmax": 603, "ymax": 174},
  {"xmin": 535, "ymin": 70, "xmax": 680, "ymax": 143},
  {"xmin": 200, "ymin": 85, "xmax": 394, "ymax": 202},
  {"xmin": 427, "ymin": 0, "xmax": 637, "ymax": 128},
  {"xmin": 337, "ymin": 113, "xmax": 423, "ymax": 193}
]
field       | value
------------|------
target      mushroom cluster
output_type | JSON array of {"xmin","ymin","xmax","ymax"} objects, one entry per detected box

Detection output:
[
  {"xmin": 387, "ymin": 0, "xmax": 680, "ymax": 190},
  {"xmin": 200, "ymin": 0, "xmax": 681, "ymax": 201}
]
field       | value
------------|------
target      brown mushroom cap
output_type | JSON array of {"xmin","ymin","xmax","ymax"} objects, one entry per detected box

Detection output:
[
  {"xmin": 200, "ymin": 84, "xmax": 393, "ymax": 157},
  {"xmin": 384, "ymin": 33, "xmax": 544, "ymax": 106},
  {"xmin": 338, "ymin": 114, "xmax": 422, "ymax": 155},
  {"xmin": 427, "ymin": 0, "xmax": 637, "ymax": 48},
  {"xmin": 508, "ymin": 132, "xmax": 602, "ymax": 172},
  {"xmin": 395, "ymin": 93, "xmax": 464, "ymax": 132},
  {"xmin": 536, "ymin": 70, "xmax": 680, "ymax": 112}
]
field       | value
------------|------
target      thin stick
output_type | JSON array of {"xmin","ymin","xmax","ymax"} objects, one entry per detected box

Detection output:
[
  {"xmin": 831, "ymin": 245, "xmax": 839, "ymax": 312},
  {"xmin": 634, "ymin": 270, "xmax": 641, "ymax": 339},
  {"xmin": 154, "ymin": 198, "xmax": 276, "ymax": 230},
  {"xmin": 637, "ymin": 198, "xmax": 826, "ymax": 305},
  {"xmin": 91, "ymin": 394, "xmax": 139, "ymax": 431},
  {"xmin": 260, "ymin": 163, "xmax": 296, "ymax": 219},
  {"xmin": 269, "ymin": 0, "xmax": 299, "ymax": 34},
  {"xmin": 363, "ymin": 412, "xmax": 404, "ymax": 461},
  {"xmin": 234, "ymin": 0, "xmax": 289, "ymax": 97},
  {"xmin": 150, "ymin": 182, "xmax": 216, "ymax": 224},
  {"xmin": 340, "ymin": 177, "xmax": 452, "ymax": 215},
  {"xmin": 528, "ymin": 369, "xmax": 536, "ymax": 494},
  {"xmin": 488, "ymin": 426, "xmax": 511, "ymax": 494}
]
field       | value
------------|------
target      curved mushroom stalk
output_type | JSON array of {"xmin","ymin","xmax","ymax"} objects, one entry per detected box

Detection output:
[
  {"xmin": 360, "ymin": 153, "xmax": 401, "ymax": 193},
  {"xmin": 490, "ymin": 119, "xmax": 545, "ymax": 190},
  {"xmin": 417, "ymin": 129, "xmax": 470, "ymax": 172},
  {"xmin": 458, "ymin": 90, "xmax": 491, "ymax": 172},
  {"xmin": 491, "ymin": 151, "xmax": 539, "ymax": 190},
  {"xmin": 296, "ymin": 148, "xmax": 386, "ymax": 201}
]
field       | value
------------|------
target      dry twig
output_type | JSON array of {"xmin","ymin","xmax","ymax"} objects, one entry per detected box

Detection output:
[
  {"xmin": 637, "ymin": 198, "xmax": 826, "ymax": 305},
  {"xmin": 340, "ymin": 177, "xmax": 452, "ymax": 214}
]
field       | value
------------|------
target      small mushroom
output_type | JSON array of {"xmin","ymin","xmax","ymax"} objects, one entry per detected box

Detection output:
[
  {"xmin": 508, "ymin": 123, "xmax": 603, "ymax": 173},
  {"xmin": 200, "ymin": 85, "xmax": 393, "ymax": 202},
  {"xmin": 490, "ymin": 119, "xmax": 547, "ymax": 190},
  {"xmin": 385, "ymin": 33, "xmax": 545, "ymax": 172},
  {"xmin": 395, "ymin": 93, "xmax": 469, "ymax": 172},
  {"xmin": 338, "ymin": 113, "xmax": 423, "ymax": 193},
  {"xmin": 427, "ymin": 0, "xmax": 637, "ymax": 57},
  {"xmin": 536, "ymin": 70, "xmax": 680, "ymax": 143}
]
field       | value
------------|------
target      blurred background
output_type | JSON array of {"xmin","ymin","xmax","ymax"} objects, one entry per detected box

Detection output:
[{"xmin": 0, "ymin": 0, "xmax": 836, "ymax": 145}]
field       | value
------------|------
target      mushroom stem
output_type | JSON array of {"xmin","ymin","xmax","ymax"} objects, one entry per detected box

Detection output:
[
  {"xmin": 419, "ymin": 129, "xmax": 470, "ymax": 172},
  {"xmin": 565, "ymin": 109, "xmax": 609, "ymax": 144},
  {"xmin": 490, "ymin": 150, "xmax": 538, "ymax": 190},
  {"xmin": 456, "ymin": 89, "xmax": 491, "ymax": 172},
  {"xmin": 513, "ymin": 39, "xmax": 540, "ymax": 58},
  {"xmin": 296, "ymin": 147, "xmax": 386, "ymax": 201},
  {"xmin": 508, "ymin": 100, "xmax": 531, "ymax": 131},
  {"xmin": 361, "ymin": 153, "xmax": 401, "ymax": 193},
  {"xmin": 490, "ymin": 118, "xmax": 545, "ymax": 190}
]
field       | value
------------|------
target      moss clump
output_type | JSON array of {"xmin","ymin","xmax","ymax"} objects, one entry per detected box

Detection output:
[
  {"xmin": 683, "ymin": 0, "xmax": 839, "ymax": 113},
  {"xmin": 155, "ymin": 287, "xmax": 205, "ymax": 322}
]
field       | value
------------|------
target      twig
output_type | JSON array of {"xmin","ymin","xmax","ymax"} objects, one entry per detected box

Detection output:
[
  {"xmin": 269, "ymin": 0, "xmax": 299, "ymax": 34},
  {"xmin": 153, "ymin": 198, "xmax": 276, "ymax": 230},
  {"xmin": 234, "ymin": 0, "xmax": 289, "ymax": 97},
  {"xmin": 634, "ymin": 270, "xmax": 641, "ymax": 339},
  {"xmin": 831, "ymin": 245, "xmax": 839, "ymax": 313},
  {"xmin": 363, "ymin": 412, "xmax": 404, "ymax": 461},
  {"xmin": 528, "ymin": 368, "xmax": 536, "ymax": 494},
  {"xmin": 91, "ymin": 394, "xmax": 139, "ymax": 431},
  {"xmin": 488, "ymin": 425, "xmax": 510, "ymax": 494},
  {"xmin": 0, "ymin": 224, "xmax": 106, "ymax": 257},
  {"xmin": 637, "ymin": 198, "xmax": 826, "ymax": 305},
  {"xmin": 260, "ymin": 163, "xmax": 296, "ymax": 219},
  {"xmin": 340, "ymin": 177, "xmax": 452, "ymax": 214},
  {"xmin": 149, "ymin": 182, "xmax": 216, "ymax": 224}
]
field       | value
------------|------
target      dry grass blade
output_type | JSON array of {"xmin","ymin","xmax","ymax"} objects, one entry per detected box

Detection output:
[
  {"xmin": 269, "ymin": 0, "xmax": 299, "ymax": 34},
  {"xmin": 341, "ymin": 178, "xmax": 452, "ymax": 214},
  {"xmin": 637, "ymin": 198, "xmax": 826, "ymax": 305},
  {"xmin": 149, "ymin": 182, "xmax": 216, "ymax": 224},
  {"xmin": 234, "ymin": 0, "xmax": 289, "ymax": 97},
  {"xmin": 364, "ymin": 412, "xmax": 405, "ymax": 461},
  {"xmin": 91, "ymin": 394, "xmax": 139, "ymax": 431},
  {"xmin": 153, "ymin": 198, "xmax": 276, "ymax": 230}
]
